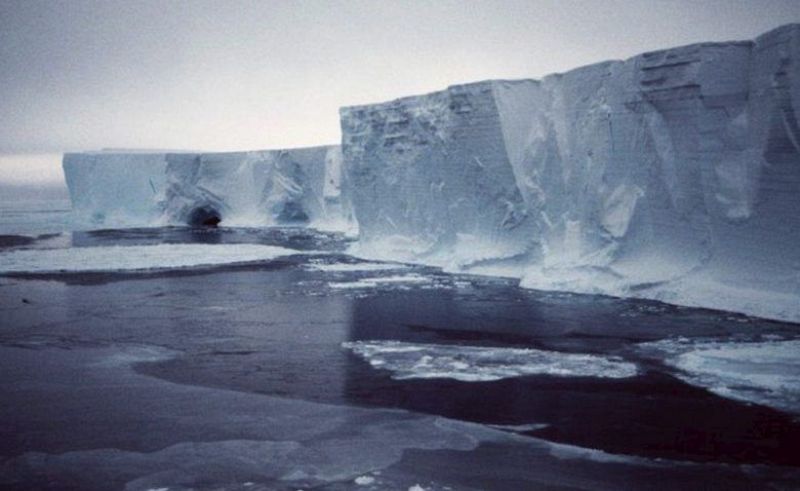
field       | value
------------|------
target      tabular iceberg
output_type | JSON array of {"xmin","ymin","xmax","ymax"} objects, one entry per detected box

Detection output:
[
  {"xmin": 64, "ymin": 146, "xmax": 354, "ymax": 231},
  {"xmin": 62, "ymin": 24, "xmax": 800, "ymax": 321},
  {"xmin": 340, "ymin": 24, "xmax": 800, "ymax": 322}
]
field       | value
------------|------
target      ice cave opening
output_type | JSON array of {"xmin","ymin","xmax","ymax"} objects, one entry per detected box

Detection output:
[{"xmin": 187, "ymin": 206, "xmax": 222, "ymax": 228}]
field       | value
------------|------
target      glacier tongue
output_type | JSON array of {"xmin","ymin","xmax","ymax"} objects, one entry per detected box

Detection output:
[
  {"xmin": 61, "ymin": 24, "xmax": 800, "ymax": 322},
  {"xmin": 340, "ymin": 24, "xmax": 800, "ymax": 322}
]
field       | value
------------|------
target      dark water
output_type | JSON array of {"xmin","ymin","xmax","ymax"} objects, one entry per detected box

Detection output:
[{"xmin": 1, "ymin": 227, "xmax": 799, "ymax": 489}]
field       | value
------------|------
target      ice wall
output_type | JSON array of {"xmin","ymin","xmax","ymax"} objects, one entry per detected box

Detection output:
[
  {"xmin": 64, "ymin": 146, "xmax": 354, "ymax": 230},
  {"xmin": 340, "ymin": 24, "xmax": 800, "ymax": 322},
  {"xmin": 340, "ymin": 83, "xmax": 535, "ymax": 268},
  {"xmin": 63, "ymin": 152, "xmax": 170, "ymax": 226}
]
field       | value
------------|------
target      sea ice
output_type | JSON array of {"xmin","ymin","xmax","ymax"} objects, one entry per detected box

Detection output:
[
  {"xmin": 342, "ymin": 340, "xmax": 638, "ymax": 381},
  {"xmin": 639, "ymin": 338, "xmax": 800, "ymax": 414},
  {"xmin": 327, "ymin": 274, "xmax": 433, "ymax": 289},
  {"xmin": 0, "ymin": 243, "xmax": 299, "ymax": 274}
]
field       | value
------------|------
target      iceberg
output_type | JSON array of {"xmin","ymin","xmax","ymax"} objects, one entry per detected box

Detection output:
[
  {"xmin": 64, "ymin": 146, "xmax": 354, "ymax": 231},
  {"xmin": 62, "ymin": 24, "xmax": 800, "ymax": 321},
  {"xmin": 63, "ymin": 152, "xmax": 170, "ymax": 227},
  {"xmin": 340, "ymin": 24, "xmax": 800, "ymax": 322}
]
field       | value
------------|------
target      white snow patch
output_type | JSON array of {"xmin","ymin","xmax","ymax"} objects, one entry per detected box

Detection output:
[
  {"xmin": 0, "ymin": 243, "xmax": 298, "ymax": 274},
  {"xmin": 342, "ymin": 340, "xmax": 638, "ymax": 382}
]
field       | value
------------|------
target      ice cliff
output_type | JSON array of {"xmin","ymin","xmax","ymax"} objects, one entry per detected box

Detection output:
[
  {"xmin": 63, "ymin": 146, "xmax": 353, "ymax": 230},
  {"xmin": 63, "ymin": 24, "xmax": 800, "ymax": 321},
  {"xmin": 340, "ymin": 24, "xmax": 800, "ymax": 322}
]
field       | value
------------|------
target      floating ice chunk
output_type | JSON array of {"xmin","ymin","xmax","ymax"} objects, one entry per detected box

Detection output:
[
  {"xmin": 342, "ymin": 340, "xmax": 638, "ymax": 381},
  {"xmin": 327, "ymin": 279, "xmax": 380, "ymax": 289},
  {"xmin": 354, "ymin": 475, "xmax": 375, "ymax": 485},
  {"xmin": 488, "ymin": 422, "xmax": 550, "ymax": 433},
  {"xmin": 328, "ymin": 274, "xmax": 432, "ymax": 289},
  {"xmin": 0, "ymin": 243, "xmax": 298, "ymax": 274},
  {"xmin": 307, "ymin": 262, "xmax": 409, "ymax": 273},
  {"xmin": 640, "ymin": 338, "xmax": 800, "ymax": 414}
]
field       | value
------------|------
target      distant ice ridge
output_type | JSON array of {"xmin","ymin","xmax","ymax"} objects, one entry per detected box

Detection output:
[
  {"xmin": 640, "ymin": 338, "xmax": 800, "ymax": 414},
  {"xmin": 0, "ymin": 244, "xmax": 298, "ymax": 274},
  {"xmin": 63, "ymin": 146, "xmax": 356, "ymax": 232},
  {"xmin": 341, "ymin": 24, "xmax": 800, "ymax": 322},
  {"xmin": 342, "ymin": 340, "xmax": 638, "ymax": 381}
]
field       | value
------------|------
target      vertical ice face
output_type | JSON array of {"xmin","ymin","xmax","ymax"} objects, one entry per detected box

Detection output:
[
  {"xmin": 340, "ymin": 82, "xmax": 535, "ymax": 266},
  {"xmin": 161, "ymin": 147, "xmax": 327, "ymax": 227},
  {"xmin": 340, "ymin": 24, "xmax": 800, "ymax": 321},
  {"xmin": 63, "ymin": 146, "xmax": 354, "ymax": 230},
  {"xmin": 63, "ymin": 152, "xmax": 169, "ymax": 227},
  {"xmin": 320, "ymin": 146, "xmax": 357, "ymax": 232}
]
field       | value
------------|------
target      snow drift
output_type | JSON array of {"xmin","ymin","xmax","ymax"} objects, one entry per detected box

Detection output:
[{"xmin": 340, "ymin": 24, "xmax": 800, "ymax": 322}]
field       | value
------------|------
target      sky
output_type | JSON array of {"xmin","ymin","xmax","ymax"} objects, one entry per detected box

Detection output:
[{"xmin": 0, "ymin": 0, "xmax": 799, "ymax": 185}]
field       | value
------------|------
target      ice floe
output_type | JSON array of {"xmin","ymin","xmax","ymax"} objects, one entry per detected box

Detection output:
[
  {"xmin": 0, "ymin": 243, "xmax": 299, "ymax": 274},
  {"xmin": 328, "ymin": 274, "xmax": 433, "ymax": 289},
  {"xmin": 306, "ymin": 261, "xmax": 409, "ymax": 273},
  {"xmin": 639, "ymin": 338, "xmax": 800, "ymax": 414},
  {"xmin": 342, "ymin": 340, "xmax": 638, "ymax": 381}
]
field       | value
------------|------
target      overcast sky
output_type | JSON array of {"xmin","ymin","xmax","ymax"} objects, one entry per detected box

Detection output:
[{"xmin": 1, "ymin": 0, "xmax": 799, "ymax": 161}]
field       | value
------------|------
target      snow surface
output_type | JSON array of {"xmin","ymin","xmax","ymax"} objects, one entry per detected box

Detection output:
[
  {"xmin": 640, "ymin": 337, "xmax": 800, "ymax": 414},
  {"xmin": 0, "ymin": 244, "xmax": 298, "ymax": 274},
  {"xmin": 62, "ymin": 24, "xmax": 800, "ymax": 321},
  {"xmin": 342, "ymin": 340, "xmax": 638, "ymax": 381}
]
